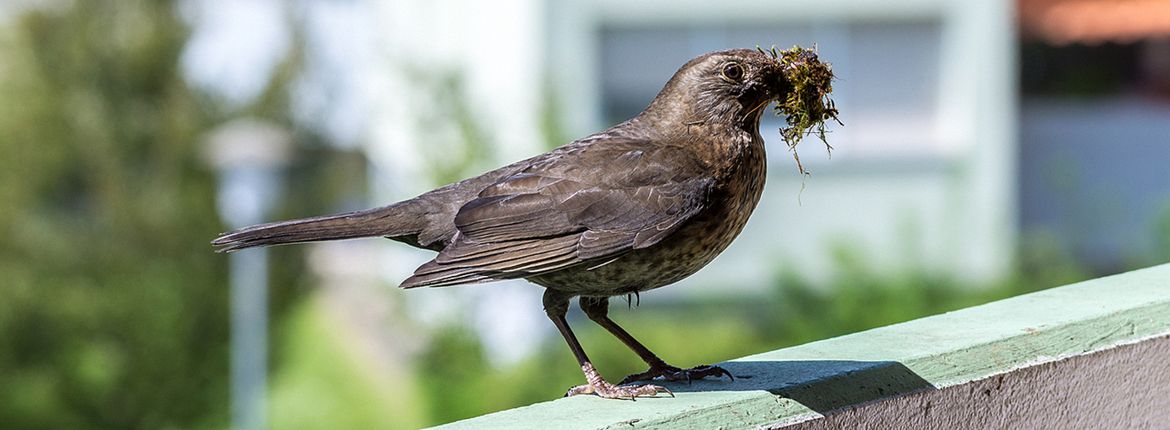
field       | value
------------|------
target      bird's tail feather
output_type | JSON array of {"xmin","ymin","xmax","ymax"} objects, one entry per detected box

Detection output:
[{"xmin": 212, "ymin": 205, "xmax": 412, "ymax": 252}]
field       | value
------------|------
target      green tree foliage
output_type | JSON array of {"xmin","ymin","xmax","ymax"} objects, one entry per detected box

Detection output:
[{"xmin": 0, "ymin": 2, "xmax": 316, "ymax": 428}]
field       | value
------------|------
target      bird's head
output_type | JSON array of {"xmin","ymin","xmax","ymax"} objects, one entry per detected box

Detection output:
[
  {"xmin": 644, "ymin": 47, "xmax": 838, "ymax": 139},
  {"xmin": 644, "ymin": 48, "xmax": 788, "ymax": 128}
]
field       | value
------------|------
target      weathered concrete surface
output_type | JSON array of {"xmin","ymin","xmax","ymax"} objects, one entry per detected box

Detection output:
[
  {"xmin": 432, "ymin": 263, "xmax": 1170, "ymax": 430},
  {"xmin": 779, "ymin": 334, "xmax": 1170, "ymax": 429}
]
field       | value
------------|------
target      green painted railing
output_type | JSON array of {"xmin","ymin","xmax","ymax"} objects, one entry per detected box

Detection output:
[{"xmin": 432, "ymin": 264, "xmax": 1170, "ymax": 429}]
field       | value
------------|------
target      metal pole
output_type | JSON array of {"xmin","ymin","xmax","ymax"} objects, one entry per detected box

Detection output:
[
  {"xmin": 230, "ymin": 248, "xmax": 267, "ymax": 430},
  {"xmin": 205, "ymin": 119, "xmax": 291, "ymax": 430}
]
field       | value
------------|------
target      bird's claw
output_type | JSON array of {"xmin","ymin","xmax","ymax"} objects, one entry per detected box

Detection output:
[
  {"xmin": 619, "ymin": 363, "xmax": 734, "ymax": 385},
  {"xmin": 565, "ymin": 380, "xmax": 674, "ymax": 400},
  {"xmin": 566, "ymin": 362, "xmax": 674, "ymax": 400}
]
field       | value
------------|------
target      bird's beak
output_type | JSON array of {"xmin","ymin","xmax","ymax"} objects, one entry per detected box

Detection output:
[{"xmin": 772, "ymin": 62, "xmax": 792, "ymax": 100}]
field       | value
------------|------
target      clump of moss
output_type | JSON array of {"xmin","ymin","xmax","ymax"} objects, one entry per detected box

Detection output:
[{"xmin": 762, "ymin": 45, "xmax": 842, "ymax": 175}]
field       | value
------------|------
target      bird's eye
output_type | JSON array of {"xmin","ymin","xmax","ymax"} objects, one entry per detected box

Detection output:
[{"xmin": 721, "ymin": 63, "xmax": 744, "ymax": 81}]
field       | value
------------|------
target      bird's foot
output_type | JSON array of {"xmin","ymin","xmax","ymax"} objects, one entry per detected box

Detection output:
[
  {"xmin": 565, "ymin": 381, "xmax": 674, "ymax": 400},
  {"xmin": 566, "ymin": 363, "xmax": 674, "ymax": 400},
  {"xmin": 619, "ymin": 363, "xmax": 734, "ymax": 385}
]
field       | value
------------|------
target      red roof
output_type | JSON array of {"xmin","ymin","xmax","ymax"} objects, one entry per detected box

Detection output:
[{"xmin": 1019, "ymin": 0, "xmax": 1170, "ymax": 45}]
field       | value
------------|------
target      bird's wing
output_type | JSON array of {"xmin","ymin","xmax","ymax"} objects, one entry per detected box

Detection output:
[{"xmin": 400, "ymin": 139, "xmax": 714, "ymax": 288}]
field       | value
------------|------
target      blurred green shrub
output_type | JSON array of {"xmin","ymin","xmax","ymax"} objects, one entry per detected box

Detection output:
[{"xmin": 0, "ymin": 1, "xmax": 359, "ymax": 428}]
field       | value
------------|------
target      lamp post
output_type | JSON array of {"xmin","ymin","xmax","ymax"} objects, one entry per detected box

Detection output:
[{"xmin": 205, "ymin": 119, "xmax": 292, "ymax": 430}]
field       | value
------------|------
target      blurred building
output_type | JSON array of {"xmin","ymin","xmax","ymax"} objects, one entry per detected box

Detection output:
[{"xmin": 364, "ymin": 0, "xmax": 1017, "ymax": 297}]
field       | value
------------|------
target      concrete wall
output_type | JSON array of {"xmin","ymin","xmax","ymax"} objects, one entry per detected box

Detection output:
[{"xmin": 782, "ymin": 335, "xmax": 1170, "ymax": 429}]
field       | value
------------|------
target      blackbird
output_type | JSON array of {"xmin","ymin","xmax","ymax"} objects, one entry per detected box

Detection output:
[{"xmin": 214, "ymin": 48, "xmax": 795, "ymax": 399}]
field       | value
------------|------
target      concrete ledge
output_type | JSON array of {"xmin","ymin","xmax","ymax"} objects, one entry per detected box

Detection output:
[{"xmin": 432, "ymin": 263, "xmax": 1170, "ymax": 429}]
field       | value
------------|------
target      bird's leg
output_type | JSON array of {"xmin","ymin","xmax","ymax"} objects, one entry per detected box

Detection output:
[
  {"xmin": 580, "ymin": 296, "xmax": 734, "ymax": 385},
  {"xmin": 543, "ymin": 290, "xmax": 672, "ymax": 399}
]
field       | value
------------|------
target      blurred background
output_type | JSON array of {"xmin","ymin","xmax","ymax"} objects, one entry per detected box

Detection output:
[{"xmin": 1, "ymin": 0, "xmax": 1168, "ymax": 428}]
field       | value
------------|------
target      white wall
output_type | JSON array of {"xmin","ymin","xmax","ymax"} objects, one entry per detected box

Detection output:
[{"xmin": 545, "ymin": 0, "xmax": 1017, "ymax": 290}]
